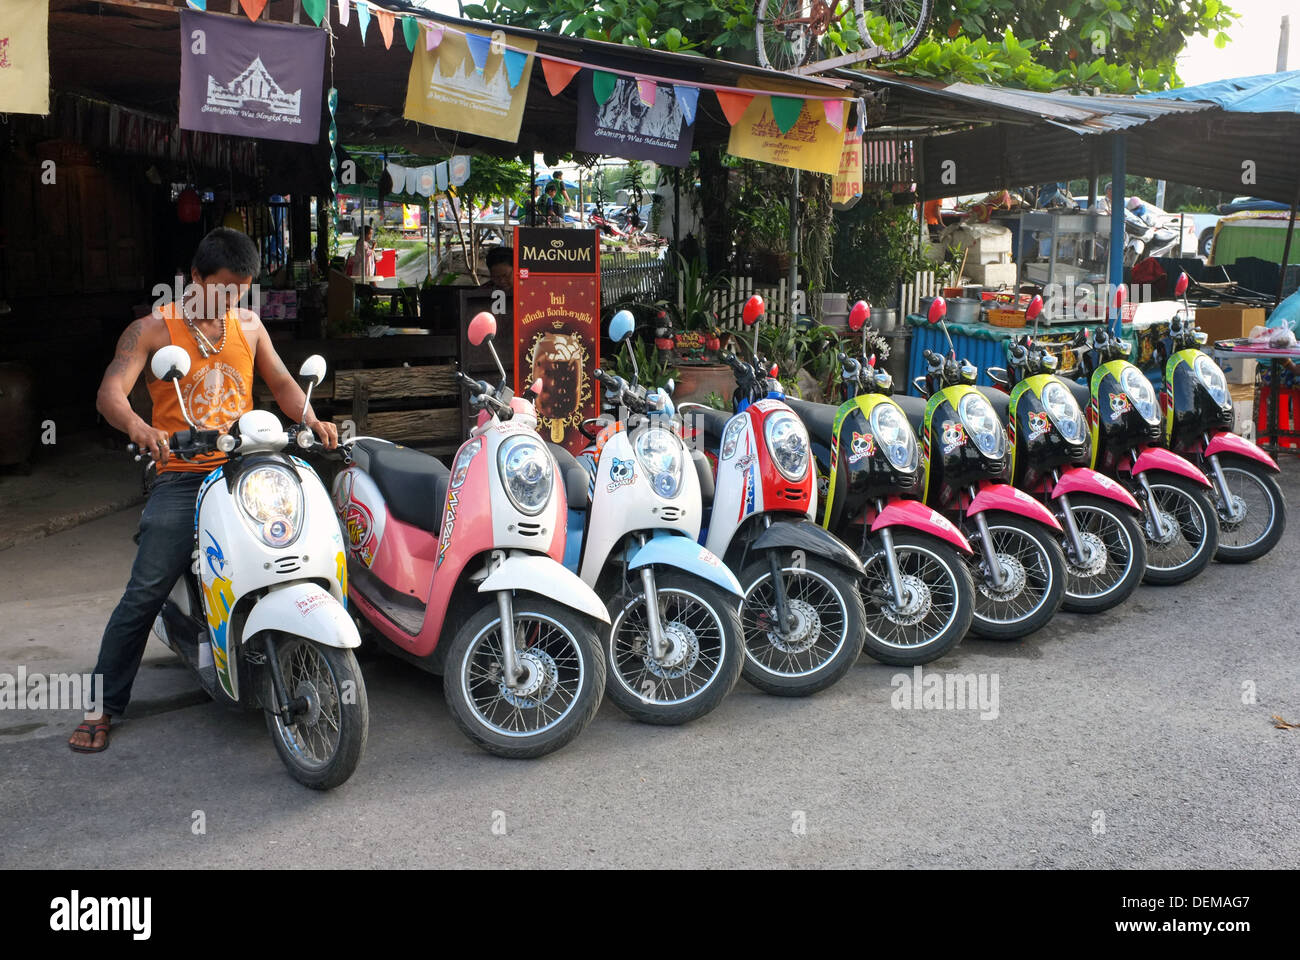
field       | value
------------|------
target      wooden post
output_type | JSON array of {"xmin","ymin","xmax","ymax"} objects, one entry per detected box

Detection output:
[{"xmin": 352, "ymin": 376, "xmax": 371, "ymax": 435}]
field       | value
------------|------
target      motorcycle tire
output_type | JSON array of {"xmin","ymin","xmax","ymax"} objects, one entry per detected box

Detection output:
[
  {"xmin": 1212, "ymin": 459, "xmax": 1286, "ymax": 563},
  {"xmin": 1141, "ymin": 475, "xmax": 1219, "ymax": 585},
  {"xmin": 737, "ymin": 553, "xmax": 867, "ymax": 697},
  {"xmin": 1060, "ymin": 495, "xmax": 1148, "ymax": 614},
  {"xmin": 967, "ymin": 515, "xmax": 1067, "ymax": 640}
]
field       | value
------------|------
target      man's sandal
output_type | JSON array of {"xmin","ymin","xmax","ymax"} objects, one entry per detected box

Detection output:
[{"xmin": 69, "ymin": 718, "xmax": 111, "ymax": 754}]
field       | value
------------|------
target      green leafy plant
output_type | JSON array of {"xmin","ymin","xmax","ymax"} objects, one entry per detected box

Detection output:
[
  {"xmin": 703, "ymin": 391, "xmax": 729, "ymax": 410},
  {"xmin": 832, "ymin": 196, "xmax": 932, "ymax": 308},
  {"xmin": 664, "ymin": 252, "xmax": 728, "ymax": 333},
  {"xmin": 608, "ymin": 333, "xmax": 680, "ymax": 392}
]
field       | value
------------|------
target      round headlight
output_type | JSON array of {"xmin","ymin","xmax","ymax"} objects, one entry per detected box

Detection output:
[
  {"xmin": 238, "ymin": 464, "xmax": 303, "ymax": 547},
  {"xmin": 635, "ymin": 427, "xmax": 683, "ymax": 499},
  {"xmin": 957, "ymin": 392, "xmax": 1007, "ymax": 459},
  {"xmin": 1040, "ymin": 380, "xmax": 1087, "ymax": 444},
  {"xmin": 869, "ymin": 401, "xmax": 918, "ymax": 471},
  {"xmin": 497, "ymin": 435, "xmax": 552, "ymax": 516},
  {"xmin": 1119, "ymin": 366, "xmax": 1160, "ymax": 423},
  {"xmin": 1194, "ymin": 353, "xmax": 1231, "ymax": 409},
  {"xmin": 763, "ymin": 411, "xmax": 809, "ymax": 481}
]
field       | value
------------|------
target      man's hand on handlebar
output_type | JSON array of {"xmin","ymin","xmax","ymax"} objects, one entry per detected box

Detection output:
[
  {"xmin": 306, "ymin": 416, "xmax": 338, "ymax": 450},
  {"xmin": 128, "ymin": 422, "xmax": 172, "ymax": 465}
]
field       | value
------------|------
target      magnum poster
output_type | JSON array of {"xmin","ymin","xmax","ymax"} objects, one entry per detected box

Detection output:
[{"xmin": 514, "ymin": 228, "xmax": 601, "ymax": 453}]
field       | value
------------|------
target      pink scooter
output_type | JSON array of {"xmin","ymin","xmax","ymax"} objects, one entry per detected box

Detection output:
[{"xmin": 334, "ymin": 313, "xmax": 609, "ymax": 758}]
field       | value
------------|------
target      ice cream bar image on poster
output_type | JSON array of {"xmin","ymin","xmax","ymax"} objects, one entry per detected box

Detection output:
[{"xmin": 531, "ymin": 332, "xmax": 587, "ymax": 443}]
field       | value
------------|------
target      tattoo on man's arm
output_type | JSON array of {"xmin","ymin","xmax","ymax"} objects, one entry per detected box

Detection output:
[{"xmin": 105, "ymin": 319, "xmax": 145, "ymax": 379}]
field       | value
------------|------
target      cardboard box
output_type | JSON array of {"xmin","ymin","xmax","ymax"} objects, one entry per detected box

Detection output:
[
  {"xmin": 967, "ymin": 261, "xmax": 1017, "ymax": 288},
  {"xmin": 950, "ymin": 223, "xmax": 1012, "ymax": 264},
  {"xmin": 1219, "ymin": 356, "xmax": 1256, "ymax": 385},
  {"xmin": 1192, "ymin": 305, "xmax": 1266, "ymax": 344}
]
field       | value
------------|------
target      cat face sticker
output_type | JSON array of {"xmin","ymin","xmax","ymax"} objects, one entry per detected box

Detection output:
[
  {"xmin": 1109, "ymin": 393, "xmax": 1132, "ymax": 421},
  {"xmin": 848, "ymin": 431, "xmax": 876, "ymax": 464},
  {"xmin": 606, "ymin": 456, "xmax": 637, "ymax": 492},
  {"xmin": 940, "ymin": 420, "xmax": 966, "ymax": 456},
  {"xmin": 1026, "ymin": 410, "xmax": 1052, "ymax": 439}
]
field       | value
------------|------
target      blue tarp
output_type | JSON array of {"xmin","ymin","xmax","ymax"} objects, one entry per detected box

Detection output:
[{"xmin": 1141, "ymin": 70, "xmax": 1300, "ymax": 114}]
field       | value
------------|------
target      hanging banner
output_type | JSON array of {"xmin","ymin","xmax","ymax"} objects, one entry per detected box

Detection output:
[
  {"xmin": 727, "ymin": 79, "xmax": 846, "ymax": 176},
  {"xmin": 404, "ymin": 26, "xmax": 536, "ymax": 142},
  {"xmin": 0, "ymin": 0, "xmax": 50, "ymax": 116},
  {"xmin": 576, "ymin": 75, "xmax": 694, "ymax": 167},
  {"xmin": 513, "ymin": 228, "xmax": 601, "ymax": 455},
  {"xmin": 831, "ymin": 126, "xmax": 863, "ymax": 210},
  {"xmin": 179, "ymin": 10, "xmax": 326, "ymax": 145}
]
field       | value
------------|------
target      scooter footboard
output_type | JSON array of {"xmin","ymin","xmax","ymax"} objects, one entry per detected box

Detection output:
[
  {"xmin": 478, "ymin": 552, "xmax": 611, "ymax": 624},
  {"xmin": 244, "ymin": 583, "xmax": 361, "ymax": 649},
  {"xmin": 628, "ymin": 532, "xmax": 743, "ymax": 597},
  {"xmin": 751, "ymin": 518, "xmax": 866, "ymax": 576}
]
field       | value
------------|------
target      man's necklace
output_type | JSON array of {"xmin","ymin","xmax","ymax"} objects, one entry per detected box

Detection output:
[{"xmin": 185, "ymin": 314, "xmax": 227, "ymax": 359}]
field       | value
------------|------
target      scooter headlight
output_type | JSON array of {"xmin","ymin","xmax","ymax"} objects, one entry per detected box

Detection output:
[
  {"xmin": 720, "ymin": 416, "xmax": 747, "ymax": 460},
  {"xmin": 763, "ymin": 411, "xmax": 809, "ymax": 481},
  {"xmin": 958, "ymin": 393, "xmax": 1007, "ymax": 460},
  {"xmin": 1040, "ymin": 380, "xmax": 1087, "ymax": 444},
  {"xmin": 1120, "ymin": 366, "xmax": 1160, "ymax": 423},
  {"xmin": 238, "ymin": 464, "xmax": 304, "ymax": 548},
  {"xmin": 1194, "ymin": 353, "xmax": 1231, "ymax": 409},
  {"xmin": 636, "ymin": 427, "xmax": 683, "ymax": 498},
  {"xmin": 497, "ymin": 435, "xmax": 552, "ymax": 516},
  {"xmin": 869, "ymin": 401, "xmax": 918, "ymax": 471}
]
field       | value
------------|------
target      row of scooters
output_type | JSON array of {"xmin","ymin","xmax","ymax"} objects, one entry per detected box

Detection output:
[{"xmin": 137, "ymin": 272, "xmax": 1284, "ymax": 790}]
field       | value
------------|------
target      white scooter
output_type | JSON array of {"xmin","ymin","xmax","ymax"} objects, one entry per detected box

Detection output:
[{"xmin": 141, "ymin": 345, "xmax": 368, "ymax": 790}]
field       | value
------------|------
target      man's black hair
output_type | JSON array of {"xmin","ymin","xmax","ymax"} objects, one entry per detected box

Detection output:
[
  {"xmin": 544, "ymin": 182, "xmax": 557, "ymax": 193},
  {"xmin": 192, "ymin": 227, "xmax": 260, "ymax": 279},
  {"xmin": 486, "ymin": 247, "xmax": 513, "ymax": 268}
]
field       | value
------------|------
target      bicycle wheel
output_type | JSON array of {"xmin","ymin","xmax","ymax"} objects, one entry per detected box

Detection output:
[
  {"xmin": 756, "ymin": 0, "xmax": 816, "ymax": 71},
  {"xmin": 862, "ymin": 0, "xmax": 933, "ymax": 62}
]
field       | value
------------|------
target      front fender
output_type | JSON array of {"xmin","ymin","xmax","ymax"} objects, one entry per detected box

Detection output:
[
  {"xmin": 751, "ymin": 518, "xmax": 866, "ymax": 576},
  {"xmin": 1052, "ymin": 466, "xmax": 1140, "ymax": 512},
  {"xmin": 629, "ymin": 531, "xmax": 743, "ymax": 597},
  {"xmin": 243, "ymin": 583, "xmax": 361, "ymax": 649},
  {"xmin": 872, "ymin": 498, "xmax": 973, "ymax": 554},
  {"xmin": 1132, "ymin": 446, "xmax": 1211, "ymax": 487},
  {"xmin": 1206, "ymin": 431, "xmax": 1279, "ymax": 472},
  {"xmin": 479, "ymin": 552, "xmax": 610, "ymax": 624},
  {"xmin": 968, "ymin": 482, "xmax": 1063, "ymax": 532}
]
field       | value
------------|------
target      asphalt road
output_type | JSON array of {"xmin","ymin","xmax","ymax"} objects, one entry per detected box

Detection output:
[{"xmin": 2, "ymin": 467, "xmax": 1297, "ymax": 869}]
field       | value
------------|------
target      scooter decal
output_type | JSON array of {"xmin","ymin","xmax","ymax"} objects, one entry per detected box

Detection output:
[
  {"xmin": 1109, "ymin": 393, "xmax": 1132, "ymax": 420},
  {"xmin": 437, "ymin": 490, "xmax": 459, "ymax": 569},
  {"xmin": 606, "ymin": 457, "xmax": 637, "ymax": 493},
  {"xmin": 194, "ymin": 466, "xmax": 224, "ymax": 535},
  {"xmin": 200, "ymin": 531, "xmax": 237, "ymax": 698},
  {"xmin": 335, "ymin": 550, "xmax": 348, "ymax": 606},
  {"xmin": 1026, "ymin": 410, "xmax": 1052, "ymax": 439},
  {"xmin": 344, "ymin": 497, "xmax": 377, "ymax": 567},
  {"xmin": 848, "ymin": 431, "xmax": 876, "ymax": 464},
  {"xmin": 738, "ymin": 463, "xmax": 755, "ymax": 522},
  {"xmin": 941, "ymin": 420, "xmax": 967, "ymax": 456}
]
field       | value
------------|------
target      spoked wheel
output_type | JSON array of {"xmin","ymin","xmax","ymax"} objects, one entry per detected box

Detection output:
[
  {"xmin": 1140, "ymin": 475, "xmax": 1219, "ymax": 584},
  {"xmin": 755, "ymin": 0, "xmax": 823, "ymax": 71},
  {"xmin": 858, "ymin": 530, "xmax": 974, "ymax": 665},
  {"xmin": 738, "ymin": 553, "xmax": 866, "ymax": 696},
  {"xmin": 1212, "ymin": 460, "xmax": 1285, "ymax": 562},
  {"xmin": 966, "ymin": 516, "xmax": 1066, "ymax": 639},
  {"xmin": 1060, "ymin": 495, "xmax": 1147, "ymax": 614},
  {"xmin": 264, "ymin": 635, "xmax": 369, "ymax": 791},
  {"xmin": 606, "ymin": 570, "xmax": 744, "ymax": 725},
  {"xmin": 863, "ymin": 0, "xmax": 933, "ymax": 61},
  {"xmin": 445, "ymin": 598, "xmax": 604, "ymax": 758}
]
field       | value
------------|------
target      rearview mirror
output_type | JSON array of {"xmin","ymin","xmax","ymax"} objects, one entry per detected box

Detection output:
[
  {"xmin": 150, "ymin": 345, "xmax": 191, "ymax": 382},
  {"xmin": 742, "ymin": 295, "xmax": 765, "ymax": 326},
  {"xmin": 927, "ymin": 297, "xmax": 947, "ymax": 324},
  {"xmin": 298, "ymin": 354, "xmax": 326, "ymax": 387},
  {"xmin": 1174, "ymin": 272, "xmax": 1189, "ymax": 297},
  {"xmin": 848, "ymin": 300, "xmax": 870, "ymax": 332},
  {"xmin": 469, "ymin": 311, "xmax": 497, "ymax": 347},
  {"xmin": 609, "ymin": 309, "xmax": 635, "ymax": 343},
  {"xmin": 1025, "ymin": 295, "xmax": 1044, "ymax": 323}
]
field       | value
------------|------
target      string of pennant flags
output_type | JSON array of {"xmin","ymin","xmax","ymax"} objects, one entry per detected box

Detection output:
[{"xmin": 182, "ymin": 0, "xmax": 865, "ymax": 138}]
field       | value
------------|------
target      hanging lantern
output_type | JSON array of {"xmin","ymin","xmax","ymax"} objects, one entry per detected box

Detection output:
[{"xmin": 177, "ymin": 188, "xmax": 202, "ymax": 224}]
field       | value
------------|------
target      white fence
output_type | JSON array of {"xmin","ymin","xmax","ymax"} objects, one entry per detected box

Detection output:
[
  {"xmin": 899, "ymin": 270, "xmax": 941, "ymax": 318},
  {"xmin": 675, "ymin": 275, "xmax": 797, "ymax": 329}
]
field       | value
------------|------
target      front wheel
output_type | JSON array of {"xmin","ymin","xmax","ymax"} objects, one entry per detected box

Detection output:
[
  {"xmin": 858, "ymin": 530, "xmax": 974, "ymax": 665},
  {"xmin": 263, "ymin": 637, "xmax": 369, "ymax": 791},
  {"xmin": 737, "ymin": 553, "xmax": 866, "ymax": 697},
  {"xmin": 606, "ymin": 570, "xmax": 744, "ymax": 725},
  {"xmin": 1212, "ymin": 459, "xmax": 1286, "ymax": 563},
  {"xmin": 1060, "ymin": 495, "xmax": 1147, "ymax": 614},
  {"xmin": 966, "ymin": 515, "xmax": 1066, "ymax": 640},
  {"xmin": 1140, "ymin": 475, "xmax": 1219, "ymax": 584},
  {"xmin": 444, "ymin": 597, "xmax": 605, "ymax": 759}
]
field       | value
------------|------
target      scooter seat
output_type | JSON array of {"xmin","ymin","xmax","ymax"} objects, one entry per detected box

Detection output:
[
  {"xmin": 1065, "ymin": 378, "xmax": 1091, "ymax": 408},
  {"xmin": 891, "ymin": 394, "xmax": 928, "ymax": 435},
  {"xmin": 691, "ymin": 406, "xmax": 733, "ymax": 455},
  {"xmin": 977, "ymin": 386, "xmax": 1011, "ymax": 423},
  {"xmin": 548, "ymin": 442, "xmax": 592, "ymax": 510},
  {"xmin": 691, "ymin": 449, "xmax": 714, "ymax": 508},
  {"xmin": 351, "ymin": 439, "xmax": 450, "ymax": 534},
  {"xmin": 785, "ymin": 397, "xmax": 837, "ymax": 447}
]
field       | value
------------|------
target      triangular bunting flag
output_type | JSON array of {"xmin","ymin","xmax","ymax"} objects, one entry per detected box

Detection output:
[
  {"xmin": 673, "ymin": 85, "xmax": 699, "ymax": 125},
  {"xmin": 376, "ymin": 11, "xmax": 395, "ymax": 49},
  {"xmin": 542, "ymin": 58, "xmax": 580, "ymax": 96},
  {"xmin": 715, "ymin": 90, "xmax": 753, "ymax": 126},
  {"xmin": 186, "ymin": 0, "xmax": 207, "ymax": 10},
  {"xmin": 637, "ymin": 79, "xmax": 657, "ymax": 107},
  {"xmin": 822, "ymin": 99, "xmax": 845, "ymax": 132},
  {"xmin": 337, "ymin": 0, "xmax": 349, "ymax": 27},
  {"xmin": 593, "ymin": 71, "xmax": 618, "ymax": 105},
  {"xmin": 465, "ymin": 33, "xmax": 492, "ymax": 74},
  {"xmin": 503, "ymin": 49, "xmax": 528, "ymax": 89},
  {"xmin": 356, "ymin": 1, "xmax": 371, "ymax": 43},
  {"xmin": 301, "ymin": 0, "xmax": 327, "ymax": 26},
  {"xmin": 425, "ymin": 24, "xmax": 444, "ymax": 50},
  {"xmin": 239, "ymin": 0, "xmax": 268, "ymax": 21},
  {"xmin": 771, "ymin": 96, "xmax": 804, "ymax": 135},
  {"xmin": 402, "ymin": 16, "xmax": 420, "ymax": 52}
]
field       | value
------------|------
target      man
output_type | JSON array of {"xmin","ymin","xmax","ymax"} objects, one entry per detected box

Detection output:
[
  {"xmin": 541, "ymin": 182, "xmax": 564, "ymax": 224},
  {"xmin": 351, "ymin": 223, "xmax": 376, "ymax": 279},
  {"xmin": 1101, "ymin": 182, "xmax": 1157, "ymax": 227},
  {"xmin": 482, "ymin": 246, "xmax": 513, "ymax": 293},
  {"xmin": 549, "ymin": 170, "xmax": 571, "ymax": 209},
  {"xmin": 69, "ymin": 227, "xmax": 338, "ymax": 753}
]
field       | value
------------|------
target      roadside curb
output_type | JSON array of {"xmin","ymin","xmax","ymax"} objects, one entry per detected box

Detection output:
[{"xmin": 0, "ymin": 495, "xmax": 144, "ymax": 553}]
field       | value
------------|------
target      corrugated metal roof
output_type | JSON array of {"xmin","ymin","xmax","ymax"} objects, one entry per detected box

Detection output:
[{"xmin": 1143, "ymin": 70, "xmax": 1300, "ymax": 114}]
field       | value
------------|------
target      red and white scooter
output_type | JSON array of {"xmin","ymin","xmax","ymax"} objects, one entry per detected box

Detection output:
[{"xmin": 334, "ymin": 313, "xmax": 609, "ymax": 758}]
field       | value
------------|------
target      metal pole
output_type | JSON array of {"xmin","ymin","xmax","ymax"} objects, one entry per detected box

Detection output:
[
  {"xmin": 1273, "ymin": 181, "xmax": 1299, "ymax": 308},
  {"xmin": 1279, "ymin": 15, "xmax": 1291, "ymax": 72},
  {"xmin": 788, "ymin": 168, "xmax": 799, "ymax": 321},
  {"xmin": 1108, "ymin": 135, "xmax": 1127, "ymax": 338}
]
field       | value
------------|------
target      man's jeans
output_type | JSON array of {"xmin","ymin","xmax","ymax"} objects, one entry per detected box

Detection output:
[{"xmin": 93, "ymin": 471, "xmax": 207, "ymax": 716}]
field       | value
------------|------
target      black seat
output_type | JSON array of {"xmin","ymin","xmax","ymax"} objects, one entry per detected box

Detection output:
[
  {"xmin": 351, "ymin": 439, "xmax": 450, "ymax": 534},
  {"xmin": 1065, "ymin": 378, "xmax": 1091, "ymax": 407},
  {"xmin": 548, "ymin": 442, "xmax": 592, "ymax": 510},
  {"xmin": 785, "ymin": 397, "xmax": 838, "ymax": 447},
  {"xmin": 891, "ymin": 394, "xmax": 928, "ymax": 434},
  {"xmin": 691, "ymin": 406, "xmax": 733, "ymax": 455},
  {"xmin": 977, "ymin": 386, "xmax": 1011, "ymax": 423}
]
